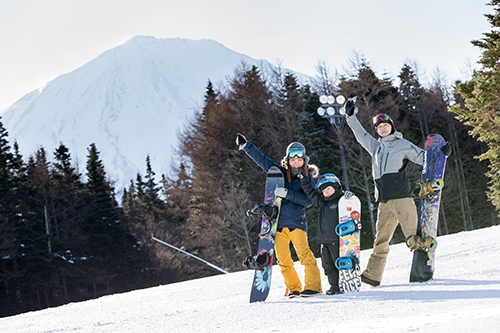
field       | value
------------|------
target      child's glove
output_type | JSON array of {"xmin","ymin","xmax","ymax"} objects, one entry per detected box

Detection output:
[{"xmin": 343, "ymin": 190, "xmax": 355, "ymax": 199}]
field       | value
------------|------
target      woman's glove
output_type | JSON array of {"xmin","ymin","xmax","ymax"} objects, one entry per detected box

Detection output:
[
  {"xmin": 236, "ymin": 133, "xmax": 247, "ymax": 150},
  {"xmin": 274, "ymin": 187, "xmax": 288, "ymax": 198}
]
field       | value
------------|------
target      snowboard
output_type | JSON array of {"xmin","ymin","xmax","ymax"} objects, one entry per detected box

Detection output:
[
  {"xmin": 336, "ymin": 194, "xmax": 362, "ymax": 293},
  {"xmin": 410, "ymin": 134, "xmax": 448, "ymax": 282},
  {"xmin": 249, "ymin": 166, "xmax": 284, "ymax": 303}
]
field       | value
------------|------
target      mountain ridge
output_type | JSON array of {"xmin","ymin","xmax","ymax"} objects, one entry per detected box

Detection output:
[{"xmin": 1, "ymin": 36, "xmax": 303, "ymax": 192}]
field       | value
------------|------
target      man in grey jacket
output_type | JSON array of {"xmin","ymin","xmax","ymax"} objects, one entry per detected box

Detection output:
[{"xmin": 344, "ymin": 99, "xmax": 425, "ymax": 287}]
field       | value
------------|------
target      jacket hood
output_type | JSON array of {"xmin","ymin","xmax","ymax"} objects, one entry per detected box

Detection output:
[{"xmin": 379, "ymin": 131, "xmax": 403, "ymax": 142}]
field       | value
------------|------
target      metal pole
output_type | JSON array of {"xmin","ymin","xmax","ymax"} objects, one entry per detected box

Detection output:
[
  {"xmin": 318, "ymin": 95, "xmax": 351, "ymax": 191},
  {"xmin": 336, "ymin": 131, "xmax": 350, "ymax": 191},
  {"xmin": 151, "ymin": 233, "xmax": 229, "ymax": 274}
]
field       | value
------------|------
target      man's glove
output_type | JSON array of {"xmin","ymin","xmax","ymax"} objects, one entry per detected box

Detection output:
[
  {"xmin": 236, "ymin": 133, "xmax": 247, "ymax": 150},
  {"xmin": 441, "ymin": 143, "xmax": 452, "ymax": 157},
  {"xmin": 274, "ymin": 187, "xmax": 288, "ymax": 198},
  {"xmin": 344, "ymin": 96, "xmax": 357, "ymax": 117},
  {"xmin": 343, "ymin": 190, "xmax": 355, "ymax": 199}
]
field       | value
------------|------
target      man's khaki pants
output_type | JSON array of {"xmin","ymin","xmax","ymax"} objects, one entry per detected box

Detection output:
[{"xmin": 362, "ymin": 197, "xmax": 418, "ymax": 283}]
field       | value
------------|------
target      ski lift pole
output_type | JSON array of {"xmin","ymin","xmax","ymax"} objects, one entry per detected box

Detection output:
[{"xmin": 151, "ymin": 233, "xmax": 229, "ymax": 274}]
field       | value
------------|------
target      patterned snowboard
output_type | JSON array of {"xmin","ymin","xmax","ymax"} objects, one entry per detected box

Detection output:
[
  {"xmin": 410, "ymin": 134, "xmax": 448, "ymax": 282},
  {"xmin": 249, "ymin": 166, "xmax": 284, "ymax": 303},
  {"xmin": 336, "ymin": 195, "xmax": 361, "ymax": 293}
]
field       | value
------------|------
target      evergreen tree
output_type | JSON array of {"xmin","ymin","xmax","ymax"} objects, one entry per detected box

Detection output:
[
  {"xmin": 22, "ymin": 149, "xmax": 54, "ymax": 311},
  {"xmin": 83, "ymin": 143, "xmax": 139, "ymax": 297},
  {"xmin": 450, "ymin": 0, "xmax": 500, "ymax": 213},
  {"xmin": 0, "ymin": 122, "xmax": 19, "ymax": 316},
  {"xmin": 49, "ymin": 143, "xmax": 87, "ymax": 302},
  {"xmin": 143, "ymin": 155, "xmax": 162, "ymax": 214}
]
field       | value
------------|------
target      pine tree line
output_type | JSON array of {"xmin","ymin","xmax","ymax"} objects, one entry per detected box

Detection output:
[{"xmin": 0, "ymin": 131, "xmax": 183, "ymax": 317}]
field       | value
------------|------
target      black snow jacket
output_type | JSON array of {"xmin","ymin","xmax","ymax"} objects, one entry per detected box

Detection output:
[{"xmin": 300, "ymin": 175, "xmax": 344, "ymax": 244}]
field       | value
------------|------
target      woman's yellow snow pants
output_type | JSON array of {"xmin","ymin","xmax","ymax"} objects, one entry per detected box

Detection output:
[{"xmin": 275, "ymin": 227, "xmax": 322, "ymax": 295}]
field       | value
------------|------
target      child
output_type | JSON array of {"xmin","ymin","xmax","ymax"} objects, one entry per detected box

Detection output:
[{"xmin": 300, "ymin": 172, "xmax": 352, "ymax": 295}]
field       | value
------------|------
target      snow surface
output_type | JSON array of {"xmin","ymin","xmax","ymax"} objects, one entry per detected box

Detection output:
[{"xmin": 1, "ymin": 225, "xmax": 500, "ymax": 332}]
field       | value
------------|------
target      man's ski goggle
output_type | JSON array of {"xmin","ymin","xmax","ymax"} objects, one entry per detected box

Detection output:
[
  {"xmin": 287, "ymin": 148, "xmax": 305, "ymax": 159},
  {"xmin": 372, "ymin": 113, "xmax": 391, "ymax": 127}
]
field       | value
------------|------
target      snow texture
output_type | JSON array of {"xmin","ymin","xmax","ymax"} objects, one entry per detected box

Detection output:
[
  {"xmin": 1, "ymin": 225, "xmax": 499, "ymax": 332},
  {"xmin": 1, "ymin": 36, "xmax": 302, "ymax": 192}
]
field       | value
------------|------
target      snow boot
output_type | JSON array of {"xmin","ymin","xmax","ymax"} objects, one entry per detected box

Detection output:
[
  {"xmin": 360, "ymin": 274, "xmax": 380, "ymax": 287},
  {"xmin": 300, "ymin": 289, "xmax": 320, "ymax": 297}
]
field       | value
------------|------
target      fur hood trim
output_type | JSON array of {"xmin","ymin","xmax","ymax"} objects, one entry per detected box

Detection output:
[{"xmin": 308, "ymin": 164, "xmax": 319, "ymax": 178}]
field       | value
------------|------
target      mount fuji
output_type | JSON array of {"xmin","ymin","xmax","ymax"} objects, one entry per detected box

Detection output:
[{"xmin": 1, "ymin": 36, "xmax": 306, "ymax": 193}]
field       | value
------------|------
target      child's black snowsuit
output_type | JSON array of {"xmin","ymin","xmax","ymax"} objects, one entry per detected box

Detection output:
[{"xmin": 300, "ymin": 175, "xmax": 344, "ymax": 293}]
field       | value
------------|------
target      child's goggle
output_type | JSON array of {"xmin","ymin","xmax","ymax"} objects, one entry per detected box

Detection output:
[
  {"xmin": 287, "ymin": 148, "xmax": 305, "ymax": 159},
  {"xmin": 372, "ymin": 113, "xmax": 391, "ymax": 127}
]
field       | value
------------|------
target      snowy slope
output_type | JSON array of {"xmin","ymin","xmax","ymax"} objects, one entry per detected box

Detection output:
[
  {"xmin": 1, "ymin": 36, "xmax": 297, "ymax": 191},
  {"xmin": 1, "ymin": 225, "xmax": 499, "ymax": 332}
]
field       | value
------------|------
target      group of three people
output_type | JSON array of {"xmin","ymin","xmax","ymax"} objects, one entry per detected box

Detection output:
[{"xmin": 237, "ymin": 99, "xmax": 451, "ymax": 297}]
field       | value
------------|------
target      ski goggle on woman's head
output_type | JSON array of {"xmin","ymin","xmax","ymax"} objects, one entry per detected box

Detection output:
[
  {"xmin": 372, "ymin": 113, "xmax": 392, "ymax": 127},
  {"xmin": 287, "ymin": 147, "xmax": 306, "ymax": 159}
]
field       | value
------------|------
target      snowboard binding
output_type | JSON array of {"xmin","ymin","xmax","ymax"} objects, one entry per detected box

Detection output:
[
  {"xmin": 335, "ymin": 256, "xmax": 359, "ymax": 270},
  {"xmin": 243, "ymin": 251, "xmax": 271, "ymax": 271},
  {"xmin": 246, "ymin": 202, "xmax": 279, "ymax": 219},
  {"xmin": 406, "ymin": 235, "xmax": 438, "ymax": 252},
  {"xmin": 335, "ymin": 219, "xmax": 362, "ymax": 237},
  {"xmin": 413, "ymin": 179, "xmax": 444, "ymax": 199}
]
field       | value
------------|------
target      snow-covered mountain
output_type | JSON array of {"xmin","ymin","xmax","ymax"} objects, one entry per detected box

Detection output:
[
  {"xmin": 1, "ymin": 36, "xmax": 304, "ymax": 192},
  {"xmin": 1, "ymin": 225, "xmax": 499, "ymax": 331}
]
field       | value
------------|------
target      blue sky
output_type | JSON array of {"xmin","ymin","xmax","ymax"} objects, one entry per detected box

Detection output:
[{"xmin": 0, "ymin": 0, "xmax": 492, "ymax": 111}]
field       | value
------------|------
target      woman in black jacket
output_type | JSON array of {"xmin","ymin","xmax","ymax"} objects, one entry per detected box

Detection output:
[{"xmin": 237, "ymin": 134, "xmax": 322, "ymax": 297}]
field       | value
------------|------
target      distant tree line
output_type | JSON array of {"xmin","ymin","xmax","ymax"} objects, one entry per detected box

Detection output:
[{"xmin": 2, "ymin": 2, "xmax": 500, "ymax": 318}]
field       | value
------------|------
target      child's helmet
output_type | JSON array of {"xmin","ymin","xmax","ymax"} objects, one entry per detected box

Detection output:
[{"xmin": 315, "ymin": 173, "xmax": 341, "ymax": 191}]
